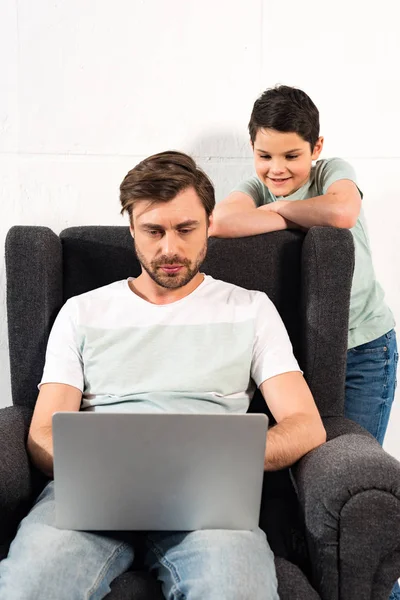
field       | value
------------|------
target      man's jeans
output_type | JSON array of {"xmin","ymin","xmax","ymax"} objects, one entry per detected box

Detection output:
[
  {"xmin": 346, "ymin": 328, "xmax": 399, "ymax": 599},
  {"xmin": 0, "ymin": 481, "xmax": 279, "ymax": 600}
]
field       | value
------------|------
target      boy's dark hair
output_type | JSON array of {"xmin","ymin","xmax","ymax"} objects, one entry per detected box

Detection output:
[
  {"xmin": 120, "ymin": 151, "xmax": 215, "ymax": 223},
  {"xmin": 248, "ymin": 85, "xmax": 320, "ymax": 149}
]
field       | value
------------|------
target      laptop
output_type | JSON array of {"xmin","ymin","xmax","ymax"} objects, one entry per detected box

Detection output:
[{"xmin": 53, "ymin": 412, "xmax": 268, "ymax": 532}]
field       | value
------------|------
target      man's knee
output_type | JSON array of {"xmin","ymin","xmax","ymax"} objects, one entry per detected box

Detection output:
[
  {"xmin": 173, "ymin": 529, "xmax": 279, "ymax": 600},
  {"xmin": 0, "ymin": 522, "xmax": 133, "ymax": 600}
]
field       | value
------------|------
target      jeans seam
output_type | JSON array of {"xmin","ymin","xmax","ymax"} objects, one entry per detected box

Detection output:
[
  {"xmin": 375, "ymin": 394, "xmax": 387, "ymax": 442},
  {"xmin": 147, "ymin": 538, "xmax": 186, "ymax": 600},
  {"xmin": 86, "ymin": 541, "xmax": 130, "ymax": 599}
]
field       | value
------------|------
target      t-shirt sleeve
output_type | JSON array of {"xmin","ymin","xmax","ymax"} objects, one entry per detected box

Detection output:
[
  {"xmin": 231, "ymin": 176, "xmax": 271, "ymax": 207},
  {"xmin": 319, "ymin": 157, "xmax": 363, "ymax": 198},
  {"xmin": 251, "ymin": 293, "xmax": 301, "ymax": 387},
  {"xmin": 38, "ymin": 298, "xmax": 84, "ymax": 392}
]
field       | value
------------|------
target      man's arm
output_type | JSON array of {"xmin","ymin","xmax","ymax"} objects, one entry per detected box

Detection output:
[
  {"xmin": 260, "ymin": 371, "xmax": 326, "ymax": 470},
  {"xmin": 263, "ymin": 179, "xmax": 361, "ymax": 229},
  {"xmin": 209, "ymin": 192, "xmax": 298, "ymax": 238},
  {"xmin": 27, "ymin": 383, "xmax": 82, "ymax": 478}
]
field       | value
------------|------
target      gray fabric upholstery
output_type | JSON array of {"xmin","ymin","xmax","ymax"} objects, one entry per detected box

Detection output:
[
  {"xmin": 300, "ymin": 227, "xmax": 353, "ymax": 417},
  {"xmin": 5, "ymin": 227, "xmax": 63, "ymax": 409},
  {"xmin": 275, "ymin": 557, "xmax": 320, "ymax": 599},
  {"xmin": 0, "ymin": 404, "xmax": 34, "ymax": 558},
  {"xmin": 4, "ymin": 224, "xmax": 400, "ymax": 600},
  {"xmin": 107, "ymin": 571, "xmax": 163, "ymax": 600},
  {"xmin": 293, "ymin": 425, "xmax": 400, "ymax": 599}
]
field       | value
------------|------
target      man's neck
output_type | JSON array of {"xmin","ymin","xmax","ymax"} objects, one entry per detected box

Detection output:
[{"xmin": 129, "ymin": 272, "xmax": 204, "ymax": 305}]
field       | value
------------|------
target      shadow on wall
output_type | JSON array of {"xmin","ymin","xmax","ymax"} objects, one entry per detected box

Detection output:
[{"xmin": 183, "ymin": 130, "xmax": 255, "ymax": 203}]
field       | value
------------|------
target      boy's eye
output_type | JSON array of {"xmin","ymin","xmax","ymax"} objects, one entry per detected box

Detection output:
[
  {"xmin": 286, "ymin": 155, "xmax": 299, "ymax": 160},
  {"xmin": 260, "ymin": 155, "xmax": 271, "ymax": 160}
]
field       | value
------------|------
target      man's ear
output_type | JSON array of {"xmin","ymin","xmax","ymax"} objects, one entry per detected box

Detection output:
[
  {"xmin": 311, "ymin": 136, "xmax": 324, "ymax": 160},
  {"xmin": 129, "ymin": 224, "xmax": 135, "ymax": 239},
  {"xmin": 207, "ymin": 212, "xmax": 214, "ymax": 238}
]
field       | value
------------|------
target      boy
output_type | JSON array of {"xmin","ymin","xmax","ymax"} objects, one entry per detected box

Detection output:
[{"xmin": 211, "ymin": 85, "xmax": 397, "ymax": 450}]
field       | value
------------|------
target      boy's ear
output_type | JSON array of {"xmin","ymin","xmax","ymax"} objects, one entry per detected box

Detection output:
[{"xmin": 312, "ymin": 136, "xmax": 324, "ymax": 160}]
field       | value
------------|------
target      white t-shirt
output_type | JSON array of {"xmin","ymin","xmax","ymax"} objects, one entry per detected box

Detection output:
[{"xmin": 39, "ymin": 275, "xmax": 300, "ymax": 414}]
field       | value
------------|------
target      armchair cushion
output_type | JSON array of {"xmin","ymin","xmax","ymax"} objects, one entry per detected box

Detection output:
[
  {"xmin": 0, "ymin": 406, "xmax": 33, "ymax": 543},
  {"xmin": 293, "ymin": 416, "xmax": 400, "ymax": 599}
]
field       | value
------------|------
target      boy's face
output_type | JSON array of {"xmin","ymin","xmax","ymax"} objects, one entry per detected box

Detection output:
[{"xmin": 252, "ymin": 129, "xmax": 323, "ymax": 197}]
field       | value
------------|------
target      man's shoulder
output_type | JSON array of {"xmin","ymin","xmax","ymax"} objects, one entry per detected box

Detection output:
[
  {"xmin": 73, "ymin": 279, "xmax": 128, "ymax": 300},
  {"xmin": 203, "ymin": 275, "xmax": 268, "ymax": 307},
  {"xmin": 65, "ymin": 279, "xmax": 128, "ymax": 313}
]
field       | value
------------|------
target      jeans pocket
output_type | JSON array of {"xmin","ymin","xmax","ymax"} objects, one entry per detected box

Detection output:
[{"xmin": 350, "ymin": 332, "xmax": 392, "ymax": 355}]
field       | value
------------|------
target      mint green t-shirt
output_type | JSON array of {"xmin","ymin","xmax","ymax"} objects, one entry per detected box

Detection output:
[{"xmin": 233, "ymin": 157, "xmax": 395, "ymax": 349}]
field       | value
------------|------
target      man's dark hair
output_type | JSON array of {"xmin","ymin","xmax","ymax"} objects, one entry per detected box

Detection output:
[
  {"xmin": 120, "ymin": 151, "xmax": 215, "ymax": 223},
  {"xmin": 248, "ymin": 85, "xmax": 320, "ymax": 149}
]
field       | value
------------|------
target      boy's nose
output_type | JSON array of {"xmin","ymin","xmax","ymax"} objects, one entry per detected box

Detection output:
[{"xmin": 270, "ymin": 162, "xmax": 286, "ymax": 175}]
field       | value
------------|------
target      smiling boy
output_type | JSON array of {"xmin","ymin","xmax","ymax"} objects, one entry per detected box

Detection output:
[{"xmin": 211, "ymin": 85, "xmax": 397, "ymax": 456}]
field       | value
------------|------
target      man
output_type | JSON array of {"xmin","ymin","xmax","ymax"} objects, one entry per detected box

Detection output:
[{"xmin": 0, "ymin": 151, "xmax": 326, "ymax": 599}]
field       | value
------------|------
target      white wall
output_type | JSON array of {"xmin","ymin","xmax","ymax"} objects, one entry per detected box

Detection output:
[{"xmin": 1, "ymin": 0, "xmax": 399, "ymax": 458}]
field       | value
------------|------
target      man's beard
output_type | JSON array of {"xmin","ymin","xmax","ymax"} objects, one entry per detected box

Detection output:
[{"xmin": 134, "ymin": 240, "xmax": 208, "ymax": 289}]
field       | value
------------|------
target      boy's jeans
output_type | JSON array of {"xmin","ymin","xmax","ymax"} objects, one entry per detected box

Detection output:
[
  {"xmin": 346, "ymin": 328, "xmax": 399, "ymax": 599},
  {"xmin": 0, "ymin": 481, "xmax": 279, "ymax": 600}
]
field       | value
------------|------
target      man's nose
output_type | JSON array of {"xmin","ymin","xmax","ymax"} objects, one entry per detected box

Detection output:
[{"xmin": 160, "ymin": 231, "xmax": 179, "ymax": 256}]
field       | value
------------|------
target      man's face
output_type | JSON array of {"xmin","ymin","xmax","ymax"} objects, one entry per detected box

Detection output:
[
  {"xmin": 130, "ymin": 187, "xmax": 210, "ymax": 290},
  {"xmin": 253, "ymin": 129, "xmax": 323, "ymax": 197}
]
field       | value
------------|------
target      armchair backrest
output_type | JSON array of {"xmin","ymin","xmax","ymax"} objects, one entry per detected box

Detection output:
[{"xmin": 6, "ymin": 225, "xmax": 354, "ymax": 417}]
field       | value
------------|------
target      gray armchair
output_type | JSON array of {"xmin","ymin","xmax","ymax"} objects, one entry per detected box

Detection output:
[{"xmin": 2, "ymin": 225, "xmax": 400, "ymax": 599}]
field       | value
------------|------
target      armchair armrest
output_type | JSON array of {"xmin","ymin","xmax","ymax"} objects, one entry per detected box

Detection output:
[
  {"xmin": 0, "ymin": 406, "xmax": 34, "ymax": 542},
  {"xmin": 292, "ymin": 416, "xmax": 400, "ymax": 600}
]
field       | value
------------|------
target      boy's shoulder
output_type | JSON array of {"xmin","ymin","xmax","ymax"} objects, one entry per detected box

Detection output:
[
  {"xmin": 313, "ymin": 157, "xmax": 359, "ymax": 195},
  {"xmin": 315, "ymin": 156, "xmax": 354, "ymax": 172}
]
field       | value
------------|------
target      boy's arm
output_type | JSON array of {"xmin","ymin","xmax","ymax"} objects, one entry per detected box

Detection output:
[
  {"xmin": 263, "ymin": 179, "xmax": 361, "ymax": 229},
  {"xmin": 210, "ymin": 192, "xmax": 298, "ymax": 238}
]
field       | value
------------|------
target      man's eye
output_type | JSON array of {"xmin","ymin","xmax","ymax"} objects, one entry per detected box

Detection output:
[
  {"xmin": 149, "ymin": 230, "xmax": 161, "ymax": 236},
  {"xmin": 179, "ymin": 229, "xmax": 192, "ymax": 235}
]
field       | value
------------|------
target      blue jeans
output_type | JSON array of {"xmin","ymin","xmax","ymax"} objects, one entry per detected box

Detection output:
[
  {"xmin": 346, "ymin": 328, "xmax": 399, "ymax": 599},
  {"xmin": 346, "ymin": 329, "xmax": 398, "ymax": 445},
  {"xmin": 0, "ymin": 481, "xmax": 279, "ymax": 600}
]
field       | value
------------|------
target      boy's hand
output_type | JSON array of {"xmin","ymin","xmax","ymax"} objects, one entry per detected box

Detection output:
[
  {"xmin": 259, "ymin": 200, "xmax": 291, "ymax": 214},
  {"xmin": 259, "ymin": 202, "xmax": 307, "ymax": 231}
]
